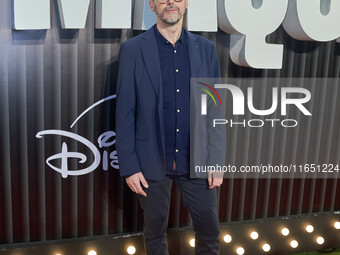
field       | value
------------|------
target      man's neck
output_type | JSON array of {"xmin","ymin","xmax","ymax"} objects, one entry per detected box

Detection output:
[{"xmin": 156, "ymin": 19, "xmax": 183, "ymax": 46}]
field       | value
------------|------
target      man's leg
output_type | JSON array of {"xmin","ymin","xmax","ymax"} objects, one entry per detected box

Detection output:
[
  {"xmin": 138, "ymin": 176, "xmax": 173, "ymax": 255},
  {"xmin": 175, "ymin": 175, "xmax": 220, "ymax": 255}
]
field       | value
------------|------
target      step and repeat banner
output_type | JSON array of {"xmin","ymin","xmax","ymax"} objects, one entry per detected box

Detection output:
[{"xmin": 0, "ymin": 0, "xmax": 340, "ymax": 246}]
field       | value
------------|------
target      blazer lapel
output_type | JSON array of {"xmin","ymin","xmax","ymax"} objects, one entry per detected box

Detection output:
[
  {"xmin": 140, "ymin": 27, "xmax": 166, "ymax": 154},
  {"xmin": 140, "ymin": 28, "xmax": 162, "ymax": 97},
  {"xmin": 186, "ymin": 29, "xmax": 201, "ymax": 78}
]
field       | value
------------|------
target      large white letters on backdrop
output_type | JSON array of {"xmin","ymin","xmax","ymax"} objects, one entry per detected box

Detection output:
[
  {"xmin": 13, "ymin": 0, "xmax": 340, "ymax": 69},
  {"xmin": 14, "ymin": 0, "xmax": 50, "ymax": 29},
  {"xmin": 96, "ymin": 0, "xmax": 131, "ymax": 29},
  {"xmin": 283, "ymin": 0, "xmax": 340, "ymax": 42},
  {"xmin": 218, "ymin": 0, "xmax": 288, "ymax": 69},
  {"xmin": 14, "ymin": 0, "xmax": 132, "ymax": 29},
  {"xmin": 57, "ymin": 0, "xmax": 90, "ymax": 29},
  {"xmin": 186, "ymin": 0, "xmax": 217, "ymax": 32}
]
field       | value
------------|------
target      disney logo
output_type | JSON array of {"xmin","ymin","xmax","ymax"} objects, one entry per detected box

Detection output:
[{"xmin": 36, "ymin": 95, "xmax": 119, "ymax": 178}]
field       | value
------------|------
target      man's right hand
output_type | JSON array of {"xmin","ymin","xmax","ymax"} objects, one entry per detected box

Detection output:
[{"xmin": 126, "ymin": 172, "xmax": 149, "ymax": 197}]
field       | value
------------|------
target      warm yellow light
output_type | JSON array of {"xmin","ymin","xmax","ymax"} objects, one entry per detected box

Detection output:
[
  {"xmin": 236, "ymin": 247, "xmax": 245, "ymax": 255},
  {"xmin": 262, "ymin": 243, "xmax": 271, "ymax": 252},
  {"xmin": 306, "ymin": 225, "xmax": 314, "ymax": 233},
  {"xmin": 250, "ymin": 231, "xmax": 259, "ymax": 240},
  {"xmin": 189, "ymin": 238, "xmax": 195, "ymax": 247},
  {"xmin": 290, "ymin": 240, "xmax": 298, "ymax": 248},
  {"xmin": 223, "ymin": 234, "xmax": 232, "ymax": 243},
  {"xmin": 127, "ymin": 246, "xmax": 136, "ymax": 254},
  {"xmin": 316, "ymin": 236, "xmax": 324, "ymax": 245},
  {"xmin": 334, "ymin": 222, "xmax": 340, "ymax": 230},
  {"xmin": 88, "ymin": 250, "xmax": 97, "ymax": 255},
  {"xmin": 281, "ymin": 227, "xmax": 289, "ymax": 236}
]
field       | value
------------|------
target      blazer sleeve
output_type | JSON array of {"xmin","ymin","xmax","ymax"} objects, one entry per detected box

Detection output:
[
  {"xmin": 115, "ymin": 42, "xmax": 142, "ymax": 177},
  {"xmin": 210, "ymin": 42, "xmax": 221, "ymax": 78},
  {"xmin": 207, "ymin": 43, "xmax": 226, "ymax": 172}
]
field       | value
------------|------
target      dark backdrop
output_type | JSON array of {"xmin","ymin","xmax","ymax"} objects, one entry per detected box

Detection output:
[{"xmin": 1, "ymin": 0, "xmax": 340, "ymax": 245}]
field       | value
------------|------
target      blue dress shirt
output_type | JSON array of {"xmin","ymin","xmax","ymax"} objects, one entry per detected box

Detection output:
[{"xmin": 154, "ymin": 25, "xmax": 190, "ymax": 175}]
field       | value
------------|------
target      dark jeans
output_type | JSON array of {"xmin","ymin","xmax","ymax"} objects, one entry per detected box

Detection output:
[{"xmin": 138, "ymin": 174, "xmax": 220, "ymax": 255}]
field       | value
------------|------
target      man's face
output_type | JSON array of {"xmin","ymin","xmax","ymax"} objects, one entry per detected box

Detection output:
[{"xmin": 149, "ymin": 0, "xmax": 188, "ymax": 25}]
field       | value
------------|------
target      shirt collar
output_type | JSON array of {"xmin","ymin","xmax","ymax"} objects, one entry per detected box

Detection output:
[{"xmin": 153, "ymin": 24, "xmax": 187, "ymax": 46}]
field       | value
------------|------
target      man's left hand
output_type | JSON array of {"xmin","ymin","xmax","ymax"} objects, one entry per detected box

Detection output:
[{"xmin": 208, "ymin": 172, "xmax": 224, "ymax": 189}]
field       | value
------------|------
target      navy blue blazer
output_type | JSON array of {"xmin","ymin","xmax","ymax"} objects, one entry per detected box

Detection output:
[{"xmin": 116, "ymin": 25, "xmax": 221, "ymax": 181}]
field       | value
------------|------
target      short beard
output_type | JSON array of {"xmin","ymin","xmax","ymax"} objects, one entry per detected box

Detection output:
[
  {"xmin": 155, "ymin": 5, "xmax": 185, "ymax": 25},
  {"xmin": 161, "ymin": 15, "xmax": 181, "ymax": 25}
]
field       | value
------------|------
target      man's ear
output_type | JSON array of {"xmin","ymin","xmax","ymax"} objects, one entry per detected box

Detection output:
[{"xmin": 149, "ymin": 0, "xmax": 155, "ymax": 12}]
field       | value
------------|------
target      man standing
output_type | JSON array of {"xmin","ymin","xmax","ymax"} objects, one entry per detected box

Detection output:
[{"xmin": 116, "ymin": 0, "xmax": 223, "ymax": 254}]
